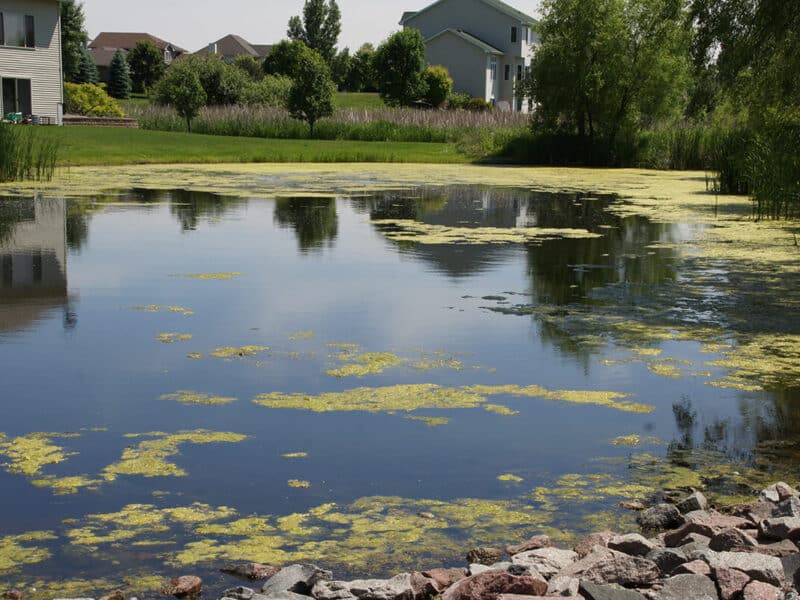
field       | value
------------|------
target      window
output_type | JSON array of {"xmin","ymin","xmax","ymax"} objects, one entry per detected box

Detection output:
[
  {"xmin": 517, "ymin": 65, "xmax": 523, "ymax": 81},
  {"xmin": 511, "ymin": 27, "xmax": 517, "ymax": 43},
  {"xmin": 2, "ymin": 78, "xmax": 32, "ymax": 115},
  {"xmin": 523, "ymin": 27, "xmax": 528, "ymax": 43},
  {"xmin": 1, "ymin": 12, "xmax": 35, "ymax": 47},
  {"xmin": 490, "ymin": 57, "xmax": 497, "ymax": 81},
  {"xmin": 504, "ymin": 64, "xmax": 510, "ymax": 81}
]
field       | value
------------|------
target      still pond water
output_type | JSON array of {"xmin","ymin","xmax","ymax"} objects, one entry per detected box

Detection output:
[{"xmin": 0, "ymin": 175, "xmax": 798, "ymax": 596}]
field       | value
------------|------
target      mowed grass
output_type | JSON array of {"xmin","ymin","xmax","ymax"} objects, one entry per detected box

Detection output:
[
  {"xmin": 43, "ymin": 127, "xmax": 469, "ymax": 166},
  {"xmin": 334, "ymin": 92, "xmax": 385, "ymax": 110}
]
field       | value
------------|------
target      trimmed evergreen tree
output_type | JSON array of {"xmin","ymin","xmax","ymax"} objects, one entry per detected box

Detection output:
[
  {"xmin": 76, "ymin": 47, "xmax": 99, "ymax": 85},
  {"xmin": 107, "ymin": 49, "xmax": 132, "ymax": 99}
]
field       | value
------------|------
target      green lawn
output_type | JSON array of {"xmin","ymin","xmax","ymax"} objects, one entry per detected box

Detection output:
[
  {"xmin": 334, "ymin": 92, "xmax": 385, "ymax": 110},
  {"xmin": 43, "ymin": 127, "xmax": 468, "ymax": 166}
]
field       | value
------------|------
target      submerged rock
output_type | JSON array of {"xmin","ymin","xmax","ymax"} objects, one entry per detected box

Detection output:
[
  {"xmin": 221, "ymin": 564, "xmax": 281, "ymax": 581},
  {"xmin": 162, "ymin": 576, "xmax": 202, "ymax": 598},
  {"xmin": 637, "ymin": 505, "xmax": 685, "ymax": 531},
  {"xmin": 465, "ymin": 547, "xmax": 504, "ymax": 566}
]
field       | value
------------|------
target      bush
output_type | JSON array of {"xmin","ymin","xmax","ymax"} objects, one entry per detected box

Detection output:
[
  {"xmin": 155, "ymin": 68, "xmax": 206, "ymax": 131},
  {"xmin": 423, "ymin": 65, "xmax": 453, "ymax": 108},
  {"xmin": 447, "ymin": 93, "xmax": 471, "ymax": 110},
  {"xmin": 241, "ymin": 75, "xmax": 293, "ymax": 107},
  {"xmin": 64, "ymin": 83, "xmax": 125, "ymax": 117},
  {"xmin": 466, "ymin": 98, "xmax": 492, "ymax": 112}
]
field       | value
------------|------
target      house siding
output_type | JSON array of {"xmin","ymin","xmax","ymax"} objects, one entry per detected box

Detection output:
[
  {"xmin": 0, "ymin": 0, "xmax": 63, "ymax": 124},
  {"xmin": 426, "ymin": 32, "xmax": 492, "ymax": 101}
]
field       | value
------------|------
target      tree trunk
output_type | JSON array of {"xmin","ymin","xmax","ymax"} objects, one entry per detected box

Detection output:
[{"xmin": 186, "ymin": 117, "xmax": 192, "ymax": 133}]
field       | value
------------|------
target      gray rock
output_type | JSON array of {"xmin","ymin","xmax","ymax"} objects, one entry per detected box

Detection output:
[
  {"xmin": 506, "ymin": 534, "xmax": 552, "ymax": 555},
  {"xmin": 574, "ymin": 531, "xmax": 618, "ymax": 558},
  {"xmin": 467, "ymin": 564, "xmax": 491, "ymax": 576},
  {"xmin": 637, "ymin": 504, "xmax": 685, "ymax": 531},
  {"xmin": 260, "ymin": 594, "xmax": 311, "ymax": 600},
  {"xmin": 680, "ymin": 541, "xmax": 718, "ymax": 564},
  {"xmin": 261, "ymin": 564, "xmax": 332, "ymax": 596},
  {"xmin": 709, "ymin": 527, "xmax": 759, "ymax": 552},
  {"xmin": 608, "ymin": 534, "xmax": 656, "ymax": 557},
  {"xmin": 311, "ymin": 573, "xmax": 414, "ymax": 600},
  {"xmin": 760, "ymin": 517, "xmax": 800, "ymax": 540},
  {"xmin": 782, "ymin": 553, "xmax": 800, "ymax": 588},
  {"xmin": 678, "ymin": 533, "xmax": 712, "ymax": 548},
  {"xmin": 505, "ymin": 563, "xmax": 532, "ymax": 577},
  {"xmin": 708, "ymin": 552, "xmax": 785, "ymax": 587},
  {"xmin": 556, "ymin": 548, "xmax": 660, "ymax": 587},
  {"xmin": 677, "ymin": 492, "xmax": 709, "ymax": 515},
  {"xmin": 222, "ymin": 587, "xmax": 257, "ymax": 600},
  {"xmin": 580, "ymin": 581, "xmax": 648, "ymax": 600},
  {"xmin": 645, "ymin": 547, "xmax": 687, "ymax": 575},
  {"xmin": 742, "ymin": 580, "xmax": 782, "ymax": 600},
  {"xmin": 547, "ymin": 575, "xmax": 579, "ymax": 597},
  {"xmin": 510, "ymin": 547, "xmax": 578, "ymax": 579},
  {"xmin": 656, "ymin": 574, "xmax": 719, "ymax": 600},
  {"xmin": 772, "ymin": 497, "xmax": 800, "ymax": 518},
  {"xmin": 760, "ymin": 482, "xmax": 798, "ymax": 504},
  {"xmin": 489, "ymin": 561, "xmax": 512, "ymax": 571}
]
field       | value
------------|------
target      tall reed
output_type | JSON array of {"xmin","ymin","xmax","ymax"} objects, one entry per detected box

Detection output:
[{"xmin": 0, "ymin": 125, "xmax": 60, "ymax": 182}]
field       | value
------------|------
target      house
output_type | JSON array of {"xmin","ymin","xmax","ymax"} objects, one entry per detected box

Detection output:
[
  {"xmin": 0, "ymin": 0, "xmax": 63, "ymax": 124},
  {"xmin": 193, "ymin": 34, "xmax": 273, "ymax": 63},
  {"xmin": 89, "ymin": 32, "xmax": 186, "ymax": 82},
  {"xmin": 400, "ymin": 0, "xmax": 539, "ymax": 112}
]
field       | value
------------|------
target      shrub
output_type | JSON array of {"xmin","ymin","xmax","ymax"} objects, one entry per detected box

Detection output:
[
  {"xmin": 64, "ymin": 83, "xmax": 125, "ymax": 117},
  {"xmin": 241, "ymin": 75, "xmax": 293, "ymax": 107},
  {"xmin": 423, "ymin": 65, "xmax": 453, "ymax": 108},
  {"xmin": 466, "ymin": 98, "xmax": 492, "ymax": 112},
  {"xmin": 447, "ymin": 92, "xmax": 471, "ymax": 110}
]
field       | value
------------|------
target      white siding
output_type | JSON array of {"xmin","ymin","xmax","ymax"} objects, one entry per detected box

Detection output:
[
  {"xmin": 0, "ymin": 0, "xmax": 63, "ymax": 124},
  {"xmin": 426, "ymin": 32, "xmax": 492, "ymax": 101}
]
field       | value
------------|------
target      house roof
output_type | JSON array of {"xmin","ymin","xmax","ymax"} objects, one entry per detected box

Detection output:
[
  {"xmin": 401, "ymin": 0, "xmax": 536, "ymax": 26},
  {"xmin": 426, "ymin": 29, "xmax": 504, "ymax": 54},
  {"xmin": 88, "ymin": 47, "xmax": 118, "ymax": 68},
  {"xmin": 89, "ymin": 32, "xmax": 186, "ymax": 53},
  {"xmin": 194, "ymin": 34, "xmax": 272, "ymax": 58}
]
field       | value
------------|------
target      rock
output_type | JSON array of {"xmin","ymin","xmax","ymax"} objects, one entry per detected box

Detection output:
[
  {"xmin": 637, "ymin": 505, "xmax": 685, "ymax": 531},
  {"xmin": 311, "ymin": 573, "xmax": 414, "ymax": 600},
  {"xmin": 714, "ymin": 567, "xmax": 751, "ymax": 600},
  {"xmin": 742, "ymin": 581, "xmax": 782, "ymax": 600},
  {"xmin": 684, "ymin": 511, "xmax": 751, "ymax": 531},
  {"xmin": 664, "ymin": 523, "xmax": 715, "ymax": 547},
  {"xmin": 645, "ymin": 548, "xmax": 688, "ymax": 575},
  {"xmin": 709, "ymin": 528, "xmax": 759, "ymax": 552},
  {"xmin": 574, "ymin": 531, "xmax": 618, "ymax": 558},
  {"xmin": 99, "ymin": 593, "xmax": 125, "ymax": 600},
  {"xmin": 506, "ymin": 564, "xmax": 532, "ymax": 577},
  {"xmin": 222, "ymin": 564, "xmax": 281, "ymax": 581},
  {"xmin": 672, "ymin": 560, "xmax": 711, "ymax": 576},
  {"xmin": 708, "ymin": 552, "xmax": 785, "ymax": 587},
  {"xmin": 580, "ymin": 581, "xmax": 648, "ymax": 600},
  {"xmin": 760, "ymin": 483, "xmax": 798, "ymax": 504},
  {"xmin": 221, "ymin": 586, "xmax": 258, "ymax": 600},
  {"xmin": 506, "ymin": 535, "xmax": 551, "ymax": 555},
  {"xmin": 510, "ymin": 548, "xmax": 578, "ymax": 579},
  {"xmin": 782, "ymin": 553, "xmax": 800, "ymax": 588},
  {"xmin": 656, "ymin": 574, "xmax": 719, "ymax": 600},
  {"xmin": 608, "ymin": 534, "xmax": 656, "ymax": 557},
  {"xmin": 258, "ymin": 593, "xmax": 309, "ymax": 600},
  {"xmin": 680, "ymin": 533, "xmax": 713, "ymax": 549},
  {"xmin": 489, "ymin": 562, "xmax": 513, "ymax": 572},
  {"xmin": 733, "ymin": 540, "xmax": 799, "ymax": 558},
  {"xmin": 546, "ymin": 575, "xmax": 579, "ymax": 597},
  {"xmin": 556, "ymin": 548, "xmax": 660, "ymax": 587},
  {"xmin": 467, "ymin": 564, "xmax": 491, "ymax": 576},
  {"xmin": 440, "ymin": 571, "xmax": 548, "ymax": 600},
  {"xmin": 261, "ymin": 564, "xmax": 332, "ymax": 596},
  {"xmin": 162, "ymin": 577, "xmax": 202, "ymax": 598},
  {"xmin": 760, "ymin": 517, "xmax": 800, "ymax": 541},
  {"xmin": 417, "ymin": 512, "xmax": 435, "ymax": 520},
  {"xmin": 772, "ymin": 497, "xmax": 800, "ymax": 518},
  {"xmin": 2, "ymin": 593, "xmax": 23, "ymax": 600},
  {"xmin": 496, "ymin": 596, "xmax": 581, "ymax": 600},
  {"xmin": 466, "ymin": 547, "xmax": 504, "ymax": 566},
  {"xmin": 409, "ymin": 572, "xmax": 441, "ymax": 599},
  {"xmin": 618, "ymin": 501, "xmax": 647, "ymax": 511},
  {"xmin": 677, "ymin": 492, "xmax": 709, "ymax": 515},
  {"xmin": 420, "ymin": 568, "xmax": 467, "ymax": 591}
]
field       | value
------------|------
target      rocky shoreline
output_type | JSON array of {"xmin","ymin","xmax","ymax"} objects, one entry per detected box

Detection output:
[{"xmin": 5, "ymin": 482, "xmax": 800, "ymax": 600}]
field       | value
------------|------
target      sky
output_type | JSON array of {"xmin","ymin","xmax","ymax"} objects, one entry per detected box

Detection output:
[{"xmin": 83, "ymin": 0, "xmax": 542, "ymax": 53}]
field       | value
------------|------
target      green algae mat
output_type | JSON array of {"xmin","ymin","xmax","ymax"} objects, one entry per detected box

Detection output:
[{"xmin": 1, "ymin": 164, "xmax": 799, "ymax": 598}]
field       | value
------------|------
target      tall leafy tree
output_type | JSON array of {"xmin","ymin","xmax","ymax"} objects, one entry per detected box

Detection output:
[
  {"xmin": 264, "ymin": 40, "xmax": 309, "ymax": 77},
  {"xmin": 232, "ymin": 54, "xmax": 264, "ymax": 81},
  {"xmin": 330, "ymin": 48, "xmax": 352, "ymax": 90},
  {"xmin": 61, "ymin": 0, "xmax": 88, "ymax": 82},
  {"xmin": 287, "ymin": 0, "xmax": 341, "ymax": 63},
  {"xmin": 349, "ymin": 43, "xmax": 377, "ymax": 92},
  {"xmin": 373, "ymin": 29, "xmax": 426, "ymax": 106},
  {"xmin": 127, "ymin": 40, "xmax": 165, "ymax": 94},
  {"xmin": 286, "ymin": 46, "xmax": 335, "ymax": 136},
  {"xmin": 76, "ymin": 47, "xmax": 99, "ymax": 85},
  {"xmin": 107, "ymin": 49, "xmax": 132, "ymax": 99}
]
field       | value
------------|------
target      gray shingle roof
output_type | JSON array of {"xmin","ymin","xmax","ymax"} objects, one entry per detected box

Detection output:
[{"xmin": 401, "ymin": 0, "xmax": 536, "ymax": 26}]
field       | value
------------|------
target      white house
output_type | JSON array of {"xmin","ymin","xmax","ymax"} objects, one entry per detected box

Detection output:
[
  {"xmin": 0, "ymin": 0, "xmax": 63, "ymax": 124},
  {"xmin": 400, "ymin": 0, "xmax": 538, "ymax": 112}
]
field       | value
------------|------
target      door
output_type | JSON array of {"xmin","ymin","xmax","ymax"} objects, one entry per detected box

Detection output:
[{"xmin": 1, "ymin": 78, "xmax": 32, "ymax": 115}]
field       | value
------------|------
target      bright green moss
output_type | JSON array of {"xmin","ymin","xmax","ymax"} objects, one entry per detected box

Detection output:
[
  {"xmin": 160, "ymin": 390, "xmax": 238, "ymax": 406},
  {"xmin": 0, "ymin": 432, "xmax": 79, "ymax": 476}
]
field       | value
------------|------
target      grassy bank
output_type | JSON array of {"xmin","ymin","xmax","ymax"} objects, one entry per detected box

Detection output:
[{"xmin": 40, "ymin": 127, "xmax": 468, "ymax": 166}]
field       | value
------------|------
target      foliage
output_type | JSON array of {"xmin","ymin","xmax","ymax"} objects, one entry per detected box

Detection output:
[
  {"xmin": 287, "ymin": 47, "xmax": 335, "ymax": 135},
  {"xmin": 61, "ymin": 0, "xmax": 88, "ymax": 82},
  {"xmin": 0, "ymin": 125, "xmax": 59, "ymax": 182},
  {"xmin": 349, "ymin": 43, "xmax": 378, "ymax": 92},
  {"xmin": 76, "ymin": 47, "xmax": 99, "ymax": 85},
  {"xmin": 423, "ymin": 65, "xmax": 453, "ymax": 108},
  {"xmin": 374, "ymin": 29, "xmax": 426, "ymax": 107},
  {"xmin": 232, "ymin": 55, "xmax": 264, "ymax": 81},
  {"xmin": 287, "ymin": 0, "xmax": 342, "ymax": 63},
  {"xmin": 156, "ymin": 68, "xmax": 207, "ymax": 131},
  {"xmin": 64, "ymin": 83, "xmax": 124, "ymax": 117},
  {"xmin": 263, "ymin": 40, "xmax": 309, "ymax": 77},
  {"xmin": 158, "ymin": 55, "xmax": 248, "ymax": 105},
  {"xmin": 747, "ymin": 109, "xmax": 800, "ymax": 219},
  {"xmin": 127, "ymin": 41, "xmax": 165, "ymax": 94},
  {"xmin": 447, "ymin": 93, "xmax": 471, "ymax": 110},
  {"xmin": 466, "ymin": 98, "xmax": 492, "ymax": 112},
  {"xmin": 240, "ymin": 76, "xmax": 293, "ymax": 107},
  {"xmin": 331, "ymin": 48, "xmax": 352, "ymax": 90},
  {"xmin": 107, "ymin": 50, "xmax": 132, "ymax": 99}
]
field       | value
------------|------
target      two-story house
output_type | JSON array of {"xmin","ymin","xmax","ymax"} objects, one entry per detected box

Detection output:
[
  {"xmin": 89, "ymin": 32, "xmax": 187, "ymax": 83},
  {"xmin": 400, "ymin": 0, "xmax": 538, "ymax": 112},
  {"xmin": 0, "ymin": 0, "xmax": 63, "ymax": 124}
]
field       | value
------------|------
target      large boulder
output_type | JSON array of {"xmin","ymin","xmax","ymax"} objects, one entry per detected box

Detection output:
[
  {"xmin": 579, "ymin": 581, "xmax": 648, "ymax": 600},
  {"xmin": 714, "ymin": 567, "xmax": 751, "ymax": 600},
  {"xmin": 222, "ymin": 564, "xmax": 281, "ymax": 581},
  {"xmin": 707, "ymin": 552, "xmax": 785, "ymax": 587},
  {"xmin": 677, "ymin": 492, "xmax": 709, "ymax": 514},
  {"xmin": 742, "ymin": 580, "xmax": 782, "ymax": 600},
  {"xmin": 645, "ymin": 547, "xmax": 687, "ymax": 575},
  {"xmin": 509, "ymin": 548, "xmax": 578, "ymax": 579},
  {"xmin": 574, "ymin": 531, "xmax": 617, "ymax": 558},
  {"xmin": 440, "ymin": 571, "xmax": 547, "ymax": 600},
  {"xmin": 555, "ymin": 548, "xmax": 660, "ymax": 587},
  {"xmin": 608, "ymin": 534, "xmax": 656, "ymax": 557},
  {"xmin": 311, "ymin": 573, "xmax": 414, "ymax": 600},
  {"xmin": 709, "ymin": 528, "xmax": 759, "ymax": 552},
  {"xmin": 637, "ymin": 505, "xmax": 685, "ymax": 531},
  {"xmin": 655, "ymin": 574, "xmax": 719, "ymax": 600},
  {"xmin": 261, "ymin": 564, "xmax": 332, "ymax": 596},
  {"xmin": 506, "ymin": 535, "xmax": 551, "ymax": 555},
  {"xmin": 759, "ymin": 517, "xmax": 800, "ymax": 541}
]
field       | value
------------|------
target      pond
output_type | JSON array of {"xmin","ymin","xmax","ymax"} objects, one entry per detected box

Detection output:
[{"xmin": 0, "ymin": 165, "xmax": 798, "ymax": 598}]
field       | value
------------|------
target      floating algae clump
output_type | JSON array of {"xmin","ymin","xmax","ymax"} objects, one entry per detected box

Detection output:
[
  {"xmin": 31, "ymin": 474, "xmax": 103, "ymax": 495},
  {"xmin": 484, "ymin": 404, "xmax": 519, "ymax": 416},
  {"xmin": 131, "ymin": 305, "xmax": 194, "ymax": 316},
  {"xmin": 611, "ymin": 435, "xmax": 642, "ymax": 446},
  {"xmin": 179, "ymin": 272, "xmax": 241, "ymax": 280},
  {"xmin": 498, "ymin": 474, "xmax": 524, "ymax": 483},
  {"xmin": 209, "ymin": 345, "xmax": 269, "ymax": 358},
  {"xmin": 289, "ymin": 331, "xmax": 315, "ymax": 341},
  {"xmin": 160, "ymin": 391, "xmax": 238, "ymax": 406},
  {"xmin": 156, "ymin": 333, "xmax": 192, "ymax": 344},
  {"xmin": 281, "ymin": 452, "xmax": 309, "ymax": 458},
  {"xmin": 326, "ymin": 352, "xmax": 404, "ymax": 377},
  {"xmin": 0, "ymin": 432, "xmax": 79, "ymax": 476},
  {"xmin": 288, "ymin": 479, "xmax": 311, "ymax": 488},
  {"xmin": 466, "ymin": 385, "xmax": 653, "ymax": 414},
  {"xmin": 706, "ymin": 333, "xmax": 800, "ymax": 390},
  {"xmin": 0, "ymin": 531, "xmax": 56, "ymax": 574},
  {"xmin": 102, "ymin": 431, "xmax": 247, "ymax": 479},
  {"xmin": 404, "ymin": 415, "xmax": 450, "ymax": 427}
]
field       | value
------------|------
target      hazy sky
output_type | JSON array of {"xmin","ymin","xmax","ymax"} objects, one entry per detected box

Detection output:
[{"xmin": 83, "ymin": 0, "xmax": 541, "ymax": 53}]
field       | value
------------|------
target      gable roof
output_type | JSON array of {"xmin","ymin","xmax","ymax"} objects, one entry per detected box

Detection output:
[
  {"xmin": 401, "ymin": 0, "xmax": 536, "ymax": 26},
  {"xmin": 194, "ymin": 34, "xmax": 272, "ymax": 58},
  {"xmin": 426, "ymin": 29, "xmax": 504, "ymax": 54},
  {"xmin": 89, "ymin": 32, "xmax": 186, "ymax": 53}
]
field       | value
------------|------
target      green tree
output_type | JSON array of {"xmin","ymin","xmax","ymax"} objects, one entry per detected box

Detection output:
[
  {"xmin": 76, "ymin": 47, "xmax": 99, "ymax": 85},
  {"xmin": 128, "ymin": 40, "xmax": 165, "ymax": 94},
  {"xmin": 233, "ymin": 54, "xmax": 264, "ymax": 81},
  {"xmin": 264, "ymin": 39, "xmax": 309, "ymax": 77},
  {"xmin": 286, "ymin": 47, "xmax": 334, "ymax": 136},
  {"xmin": 61, "ymin": 0, "xmax": 88, "ymax": 82},
  {"xmin": 349, "ymin": 43, "xmax": 377, "ymax": 92},
  {"xmin": 331, "ymin": 47, "xmax": 352, "ymax": 90},
  {"xmin": 156, "ymin": 67, "xmax": 206, "ymax": 131},
  {"xmin": 287, "ymin": 0, "xmax": 341, "ymax": 63},
  {"xmin": 423, "ymin": 65, "xmax": 452, "ymax": 107},
  {"xmin": 373, "ymin": 29, "xmax": 426, "ymax": 106},
  {"xmin": 170, "ymin": 55, "xmax": 248, "ymax": 105},
  {"xmin": 107, "ymin": 49, "xmax": 132, "ymax": 99},
  {"xmin": 523, "ymin": 0, "xmax": 689, "ymax": 146}
]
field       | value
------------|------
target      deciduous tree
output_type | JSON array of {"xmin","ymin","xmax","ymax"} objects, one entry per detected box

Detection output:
[
  {"xmin": 373, "ymin": 29, "xmax": 426, "ymax": 107},
  {"xmin": 156, "ymin": 68, "xmax": 206, "ymax": 131},
  {"xmin": 287, "ymin": 0, "xmax": 341, "ymax": 63},
  {"xmin": 128, "ymin": 40, "xmax": 165, "ymax": 94},
  {"xmin": 286, "ymin": 47, "xmax": 335, "ymax": 136}
]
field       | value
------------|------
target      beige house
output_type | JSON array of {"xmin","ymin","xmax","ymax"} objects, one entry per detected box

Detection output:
[
  {"xmin": 0, "ymin": 0, "xmax": 63, "ymax": 123},
  {"xmin": 194, "ymin": 34, "xmax": 273, "ymax": 63},
  {"xmin": 89, "ymin": 32, "xmax": 186, "ymax": 83},
  {"xmin": 401, "ymin": 0, "xmax": 538, "ymax": 112}
]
